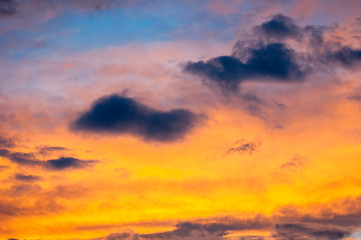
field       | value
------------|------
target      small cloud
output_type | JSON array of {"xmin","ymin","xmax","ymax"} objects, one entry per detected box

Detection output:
[
  {"xmin": 254, "ymin": 14, "xmax": 302, "ymax": 40},
  {"xmin": 45, "ymin": 157, "xmax": 97, "ymax": 171},
  {"xmin": 14, "ymin": 173, "xmax": 42, "ymax": 182},
  {"xmin": 36, "ymin": 146, "xmax": 69, "ymax": 156},
  {"xmin": 280, "ymin": 155, "xmax": 305, "ymax": 169},
  {"xmin": 71, "ymin": 94, "xmax": 201, "ymax": 142},
  {"xmin": 226, "ymin": 140, "xmax": 261, "ymax": 155}
]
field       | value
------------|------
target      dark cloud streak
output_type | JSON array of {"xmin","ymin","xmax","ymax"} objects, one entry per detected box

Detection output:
[
  {"xmin": 0, "ymin": 148, "xmax": 96, "ymax": 171},
  {"xmin": 45, "ymin": 157, "xmax": 96, "ymax": 170},
  {"xmin": 14, "ymin": 173, "xmax": 42, "ymax": 182}
]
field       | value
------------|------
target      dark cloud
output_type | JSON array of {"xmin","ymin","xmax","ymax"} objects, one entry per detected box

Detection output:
[
  {"xmin": 226, "ymin": 141, "xmax": 261, "ymax": 155},
  {"xmin": 36, "ymin": 146, "xmax": 69, "ymax": 155},
  {"xmin": 104, "ymin": 232, "xmax": 140, "ymax": 240},
  {"xmin": 254, "ymin": 14, "xmax": 326, "ymax": 48},
  {"xmin": 93, "ymin": 196, "xmax": 361, "ymax": 240},
  {"xmin": 184, "ymin": 14, "xmax": 359, "ymax": 94},
  {"xmin": 304, "ymin": 25, "xmax": 327, "ymax": 49},
  {"xmin": 348, "ymin": 91, "xmax": 361, "ymax": 101},
  {"xmin": 0, "ymin": 149, "xmax": 40, "ymax": 166},
  {"xmin": 61, "ymin": 0, "xmax": 119, "ymax": 11},
  {"xmin": 184, "ymin": 43, "xmax": 305, "ymax": 91},
  {"xmin": 140, "ymin": 217, "xmax": 271, "ymax": 240},
  {"xmin": 0, "ymin": 147, "xmax": 96, "ymax": 171},
  {"xmin": 273, "ymin": 223, "xmax": 351, "ymax": 240},
  {"xmin": 141, "ymin": 222, "xmax": 227, "ymax": 239},
  {"xmin": 59, "ymin": 0, "xmax": 152, "ymax": 12},
  {"xmin": 280, "ymin": 155, "xmax": 304, "ymax": 169},
  {"xmin": 71, "ymin": 94, "xmax": 200, "ymax": 142},
  {"xmin": 14, "ymin": 173, "xmax": 42, "ymax": 182},
  {"xmin": 0, "ymin": 135, "xmax": 14, "ymax": 148},
  {"xmin": 45, "ymin": 157, "xmax": 96, "ymax": 170},
  {"xmin": 0, "ymin": 0, "xmax": 16, "ymax": 17},
  {"xmin": 254, "ymin": 14, "xmax": 302, "ymax": 40},
  {"xmin": 327, "ymin": 46, "xmax": 361, "ymax": 67}
]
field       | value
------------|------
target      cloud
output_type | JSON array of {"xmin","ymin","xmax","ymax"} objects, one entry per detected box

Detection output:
[
  {"xmin": 14, "ymin": 173, "xmax": 42, "ymax": 182},
  {"xmin": 253, "ymin": 14, "xmax": 326, "ymax": 48},
  {"xmin": 92, "ymin": 195, "xmax": 361, "ymax": 240},
  {"xmin": 8, "ymin": 183, "xmax": 42, "ymax": 197},
  {"xmin": 0, "ymin": 148, "xmax": 96, "ymax": 171},
  {"xmin": 254, "ymin": 14, "xmax": 302, "ymax": 40},
  {"xmin": 36, "ymin": 146, "xmax": 69, "ymax": 155},
  {"xmin": 226, "ymin": 141, "xmax": 261, "ymax": 155},
  {"xmin": 139, "ymin": 217, "xmax": 272, "ymax": 240},
  {"xmin": 57, "ymin": 0, "xmax": 151, "ymax": 12},
  {"xmin": 184, "ymin": 14, "xmax": 356, "ymax": 94},
  {"xmin": 100, "ymin": 232, "xmax": 140, "ymax": 240},
  {"xmin": 0, "ymin": 200, "xmax": 19, "ymax": 216},
  {"xmin": 71, "ymin": 94, "xmax": 200, "ymax": 142},
  {"xmin": 0, "ymin": 0, "xmax": 16, "ymax": 17},
  {"xmin": 0, "ymin": 134, "xmax": 14, "ymax": 148},
  {"xmin": 184, "ymin": 43, "xmax": 305, "ymax": 91},
  {"xmin": 0, "ymin": 149, "xmax": 41, "ymax": 166},
  {"xmin": 0, "ymin": 136, "xmax": 97, "ymax": 170},
  {"xmin": 45, "ymin": 157, "xmax": 96, "ymax": 170},
  {"xmin": 273, "ymin": 223, "xmax": 351, "ymax": 240},
  {"xmin": 327, "ymin": 46, "xmax": 361, "ymax": 67},
  {"xmin": 280, "ymin": 155, "xmax": 305, "ymax": 169}
]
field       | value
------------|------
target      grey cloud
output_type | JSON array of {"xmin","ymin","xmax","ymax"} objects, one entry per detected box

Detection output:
[{"xmin": 14, "ymin": 173, "xmax": 42, "ymax": 182}]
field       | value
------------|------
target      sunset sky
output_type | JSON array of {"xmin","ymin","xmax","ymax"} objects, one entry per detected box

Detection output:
[{"xmin": 1, "ymin": 0, "xmax": 361, "ymax": 239}]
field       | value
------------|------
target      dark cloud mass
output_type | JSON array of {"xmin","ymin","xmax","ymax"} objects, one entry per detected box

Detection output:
[
  {"xmin": 327, "ymin": 46, "xmax": 361, "ymax": 67},
  {"xmin": 184, "ymin": 13, "xmax": 361, "ymax": 93},
  {"xmin": 254, "ymin": 14, "xmax": 302, "ymax": 40},
  {"xmin": 0, "ymin": 0, "xmax": 16, "ymax": 17},
  {"xmin": 71, "ymin": 94, "xmax": 199, "ymax": 142},
  {"xmin": 184, "ymin": 43, "xmax": 305, "ymax": 91},
  {"xmin": 45, "ymin": 157, "xmax": 96, "ymax": 170}
]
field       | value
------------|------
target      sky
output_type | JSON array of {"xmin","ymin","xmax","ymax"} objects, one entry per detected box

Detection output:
[{"xmin": 1, "ymin": 0, "xmax": 361, "ymax": 239}]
